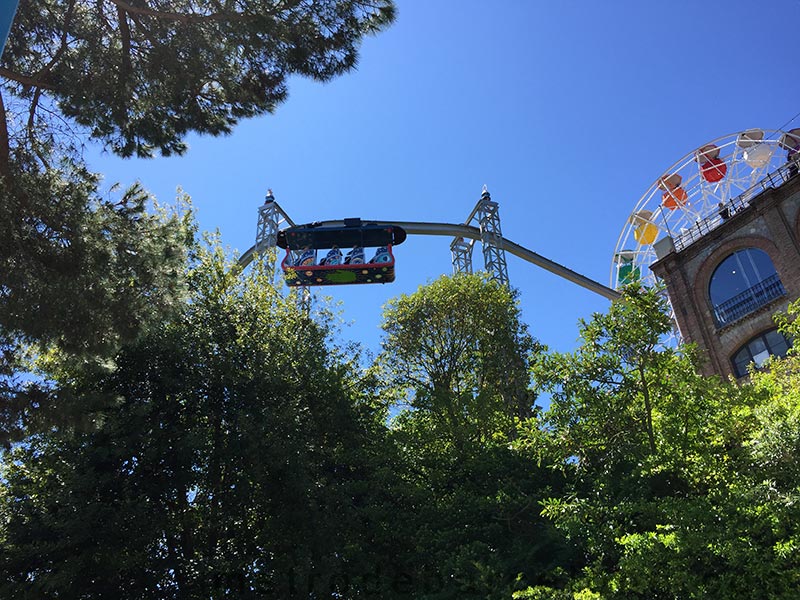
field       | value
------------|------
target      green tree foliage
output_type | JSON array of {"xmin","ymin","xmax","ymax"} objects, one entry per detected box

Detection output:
[
  {"xmin": 0, "ymin": 0, "xmax": 394, "ymax": 438},
  {"xmin": 0, "ymin": 244, "xmax": 392, "ymax": 597},
  {"xmin": 0, "ymin": 181, "xmax": 193, "ymax": 445},
  {"xmin": 2, "ymin": 0, "xmax": 395, "ymax": 158},
  {"xmin": 373, "ymin": 274, "xmax": 574, "ymax": 598},
  {"xmin": 744, "ymin": 299, "xmax": 800, "ymax": 575},
  {"xmin": 8, "ymin": 255, "xmax": 800, "ymax": 598},
  {"xmin": 379, "ymin": 274, "xmax": 539, "ymax": 450},
  {"xmin": 523, "ymin": 287, "xmax": 800, "ymax": 599},
  {"xmin": 0, "ymin": 0, "xmax": 393, "ymax": 358},
  {"xmin": 1, "ymin": 180, "xmax": 192, "ymax": 353}
]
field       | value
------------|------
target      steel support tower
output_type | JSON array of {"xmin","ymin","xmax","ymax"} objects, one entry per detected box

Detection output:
[
  {"xmin": 250, "ymin": 190, "xmax": 295, "ymax": 280},
  {"xmin": 451, "ymin": 186, "xmax": 509, "ymax": 285},
  {"xmin": 450, "ymin": 236, "xmax": 474, "ymax": 276},
  {"xmin": 476, "ymin": 188, "xmax": 509, "ymax": 285}
]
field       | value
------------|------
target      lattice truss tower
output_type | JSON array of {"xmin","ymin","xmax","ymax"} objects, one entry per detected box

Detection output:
[{"xmin": 451, "ymin": 186, "xmax": 510, "ymax": 285}]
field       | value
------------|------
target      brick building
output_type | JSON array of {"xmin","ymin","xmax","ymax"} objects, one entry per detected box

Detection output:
[{"xmin": 650, "ymin": 162, "xmax": 800, "ymax": 378}]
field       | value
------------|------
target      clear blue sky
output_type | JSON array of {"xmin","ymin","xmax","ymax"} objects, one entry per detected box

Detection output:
[{"xmin": 86, "ymin": 0, "xmax": 800, "ymax": 356}]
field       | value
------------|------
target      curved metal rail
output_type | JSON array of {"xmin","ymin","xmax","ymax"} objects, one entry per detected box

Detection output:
[{"xmin": 238, "ymin": 219, "xmax": 621, "ymax": 301}]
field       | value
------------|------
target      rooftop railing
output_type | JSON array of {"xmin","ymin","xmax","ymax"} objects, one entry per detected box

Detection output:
[{"xmin": 674, "ymin": 160, "xmax": 799, "ymax": 252}]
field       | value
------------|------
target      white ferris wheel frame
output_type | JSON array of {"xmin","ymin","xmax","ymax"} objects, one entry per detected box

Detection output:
[{"xmin": 611, "ymin": 128, "xmax": 798, "ymax": 290}]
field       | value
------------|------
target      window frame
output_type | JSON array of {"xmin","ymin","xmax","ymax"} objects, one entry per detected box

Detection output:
[
  {"xmin": 708, "ymin": 248, "xmax": 785, "ymax": 327},
  {"xmin": 731, "ymin": 328, "xmax": 792, "ymax": 378}
]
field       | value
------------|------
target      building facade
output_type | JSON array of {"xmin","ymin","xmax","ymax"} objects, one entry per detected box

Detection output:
[{"xmin": 651, "ymin": 165, "xmax": 800, "ymax": 378}]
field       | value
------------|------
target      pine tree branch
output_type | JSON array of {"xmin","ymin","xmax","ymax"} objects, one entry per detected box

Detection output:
[
  {"xmin": 26, "ymin": 87, "xmax": 52, "ymax": 171},
  {"xmin": 21, "ymin": 0, "xmax": 77, "ymax": 169},
  {"xmin": 106, "ymin": 0, "xmax": 261, "ymax": 23},
  {"xmin": 117, "ymin": 5, "xmax": 133, "ymax": 87},
  {"xmin": 128, "ymin": 13, "xmax": 161, "ymax": 47},
  {"xmin": 0, "ymin": 88, "xmax": 10, "ymax": 176},
  {"xmin": 118, "ymin": 5, "xmax": 132, "ymax": 69},
  {"xmin": 46, "ymin": 0, "xmax": 77, "ymax": 73},
  {"xmin": 0, "ymin": 67, "xmax": 56, "ymax": 91},
  {"xmin": 2, "ymin": 0, "xmax": 75, "ymax": 96},
  {"xmin": 96, "ymin": 0, "xmax": 115, "ymax": 32}
]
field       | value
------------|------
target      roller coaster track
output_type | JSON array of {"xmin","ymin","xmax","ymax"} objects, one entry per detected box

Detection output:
[{"xmin": 238, "ymin": 219, "xmax": 620, "ymax": 301}]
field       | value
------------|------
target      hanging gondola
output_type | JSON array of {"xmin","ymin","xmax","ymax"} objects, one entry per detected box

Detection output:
[{"xmin": 276, "ymin": 218, "xmax": 407, "ymax": 286}]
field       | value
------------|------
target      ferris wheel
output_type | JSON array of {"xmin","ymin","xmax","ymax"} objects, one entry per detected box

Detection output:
[{"xmin": 611, "ymin": 128, "xmax": 800, "ymax": 291}]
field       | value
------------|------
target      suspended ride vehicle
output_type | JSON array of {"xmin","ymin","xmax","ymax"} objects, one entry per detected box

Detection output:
[{"xmin": 276, "ymin": 218, "xmax": 407, "ymax": 286}]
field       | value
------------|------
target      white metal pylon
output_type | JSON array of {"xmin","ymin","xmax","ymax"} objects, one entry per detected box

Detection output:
[
  {"xmin": 450, "ymin": 236, "xmax": 474, "ymax": 275},
  {"xmin": 451, "ymin": 186, "xmax": 509, "ymax": 285},
  {"xmin": 476, "ymin": 187, "xmax": 509, "ymax": 285},
  {"xmin": 253, "ymin": 189, "xmax": 294, "ymax": 280}
]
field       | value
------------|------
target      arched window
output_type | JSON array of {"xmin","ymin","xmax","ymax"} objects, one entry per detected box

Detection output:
[
  {"xmin": 709, "ymin": 248, "xmax": 785, "ymax": 326},
  {"xmin": 731, "ymin": 329, "xmax": 792, "ymax": 377}
]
